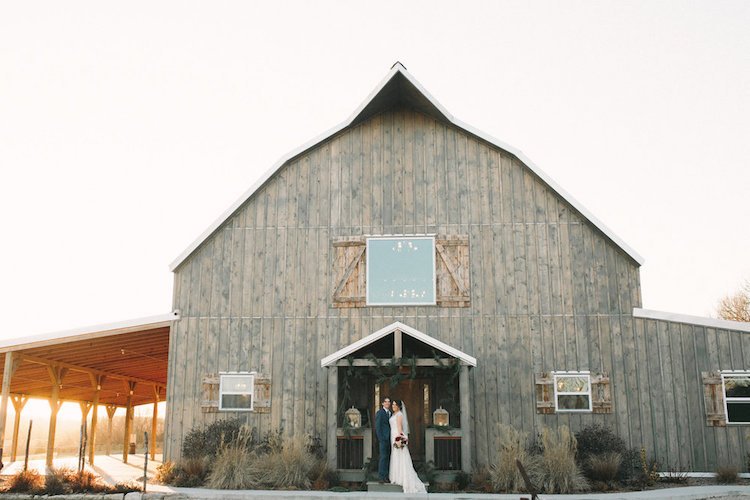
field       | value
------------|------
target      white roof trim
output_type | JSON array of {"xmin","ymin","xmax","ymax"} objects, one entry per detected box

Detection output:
[
  {"xmin": 170, "ymin": 63, "xmax": 643, "ymax": 271},
  {"xmin": 633, "ymin": 308, "xmax": 750, "ymax": 333},
  {"xmin": 0, "ymin": 312, "xmax": 180, "ymax": 353},
  {"xmin": 320, "ymin": 321, "xmax": 477, "ymax": 367}
]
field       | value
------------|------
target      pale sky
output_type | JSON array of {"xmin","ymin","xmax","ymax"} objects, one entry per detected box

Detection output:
[{"xmin": 1, "ymin": 1, "xmax": 749, "ymax": 342}]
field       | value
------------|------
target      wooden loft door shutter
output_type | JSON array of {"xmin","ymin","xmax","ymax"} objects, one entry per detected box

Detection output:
[
  {"xmin": 331, "ymin": 235, "xmax": 470, "ymax": 308},
  {"xmin": 332, "ymin": 237, "xmax": 366, "ymax": 308},
  {"xmin": 435, "ymin": 235, "xmax": 470, "ymax": 307}
]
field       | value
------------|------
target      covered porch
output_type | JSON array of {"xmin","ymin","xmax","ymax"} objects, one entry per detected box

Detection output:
[
  {"xmin": 0, "ymin": 313, "xmax": 177, "ymax": 471},
  {"xmin": 321, "ymin": 322, "xmax": 476, "ymax": 481}
]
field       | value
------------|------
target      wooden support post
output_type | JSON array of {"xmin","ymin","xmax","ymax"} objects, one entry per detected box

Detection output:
[
  {"xmin": 46, "ymin": 365, "xmax": 68, "ymax": 467},
  {"xmin": 326, "ymin": 366, "xmax": 338, "ymax": 470},
  {"xmin": 0, "ymin": 352, "xmax": 17, "ymax": 466},
  {"xmin": 105, "ymin": 405, "xmax": 117, "ymax": 456},
  {"xmin": 394, "ymin": 329, "xmax": 403, "ymax": 359},
  {"xmin": 122, "ymin": 381, "xmax": 135, "ymax": 463},
  {"xmin": 10, "ymin": 395, "xmax": 28, "ymax": 461},
  {"xmin": 459, "ymin": 364, "xmax": 472, "ymax": 473},
  {"xmin": 150, "ymin": 385, "xmax": 159, "ymax": 460},
  {"xmin": 88, "ymin": 375, "xmax": 102, "ymax": 464}
]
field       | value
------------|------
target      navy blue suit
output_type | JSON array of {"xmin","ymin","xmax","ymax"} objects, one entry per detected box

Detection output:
[{"xmin": 375, "ymin": 407, "xmax": 391, "ymax": 480}]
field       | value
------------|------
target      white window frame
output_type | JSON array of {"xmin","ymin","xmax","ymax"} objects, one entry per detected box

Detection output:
[
  {"xmin": 219, "ymin": 372, "xmax": 255, "ymax": 411},
  {"xmin": 365, "ymin": 235, "xmax": 437, "ymax": 306},
  {"xmin": 721, "ymin": 371, "xmax": 750, "ymax": 425},
  {"xmin": 553, "ymin": 371, "xmax": 593, "ymax": 413}
]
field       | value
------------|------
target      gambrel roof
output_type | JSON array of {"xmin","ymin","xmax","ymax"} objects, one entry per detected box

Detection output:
[{"xmin": 170, "ymin": 63, "xmax": 644, "ymax": 271}]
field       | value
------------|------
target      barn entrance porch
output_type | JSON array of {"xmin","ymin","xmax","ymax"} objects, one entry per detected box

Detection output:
[{"xmin": 320, "ymin": 322, "xmax": 476, "ymax": 480}]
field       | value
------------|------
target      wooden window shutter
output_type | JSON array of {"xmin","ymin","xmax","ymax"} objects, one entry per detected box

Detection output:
[
  {"xmin": 201, "ymin": 374, "xmax": 220, "ymax": 413},
  {"xmin": 535, "ymin": 372, "xmax": 555, "ymax": 414},
  {"xmin": 702, "ymin": 371, "xmax": 726, "ymax": 427},
  {"xmin": 253, "ymin": 376, "xmax": 271, "ymax": 413},
  {"xmin": 332, "ymin": 237, "xmax": 366, "ymax": 308},
  {"xmin": 435, "ymin": 235, "xmax": 470, "ymax": 307},
  {"xmin": 202, "ymin": 373, "xmax": 271, "ymax": 413},
  {"xmin": 591, "ymin": 373, "xmax": 613, "ymax": 413}
]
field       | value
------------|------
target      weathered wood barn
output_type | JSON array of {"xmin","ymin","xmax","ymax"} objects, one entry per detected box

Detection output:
[{"xmin": 1, "ymin": 63, "xmax": 749, "ymax": 475}]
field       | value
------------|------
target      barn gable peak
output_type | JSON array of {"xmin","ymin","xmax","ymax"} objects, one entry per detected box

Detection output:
[{"xmin": 170, "ymin": 64, "xmax": 644, "ymax": 271}]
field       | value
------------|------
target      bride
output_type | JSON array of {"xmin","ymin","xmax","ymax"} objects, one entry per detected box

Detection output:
[{"xmin": 389, "ymin": 400, "xmax": 427, "ymax": 493}]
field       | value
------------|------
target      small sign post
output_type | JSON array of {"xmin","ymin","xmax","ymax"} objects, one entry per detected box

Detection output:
[{"xmin": 143, "ymin": 431, "xmax": 149, "ymax": 493}]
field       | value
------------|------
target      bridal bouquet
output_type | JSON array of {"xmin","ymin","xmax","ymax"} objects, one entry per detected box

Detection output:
[{"xmin": 393, "ymin": 434, "xmax": 408, "ymax": 449}]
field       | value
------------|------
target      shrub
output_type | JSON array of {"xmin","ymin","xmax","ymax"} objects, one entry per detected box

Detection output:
[
  {"xmin": 575, "ymin": 424, "xmax": 626, "ymax": 460},
  {"xmin": 716, "ymin": 464, "xmax": 739, "ymax": 484},
  {"xmin": 618, "ymin": 447, "xmax": 643, "ymax": 483},
  {"xmin": 489, "ymin": 424, "xmax": 539, "ymax": 492},
  {"xmin": 586, "ymin": 452, "xmax": 621, "ymax": 483},
  {"xmin": 7, "ymin": 469, "xmax": 43, "ymax": 493},
  {"xmin": 533, "ymin": 426, "xmax": 589, "ymax": 494},
  {"xmin": 182, "ymin": 417, "xmax": 247, "ymax": 459}
]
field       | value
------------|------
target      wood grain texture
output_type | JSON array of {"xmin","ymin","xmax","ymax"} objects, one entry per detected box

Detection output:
[{"xmin": 165, "ymin": 108, "xmax": 748, "ymax": 471}]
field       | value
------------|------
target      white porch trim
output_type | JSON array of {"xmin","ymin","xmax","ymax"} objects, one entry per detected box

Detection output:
[{"xmin": 320, "ymin": 321, "xmax": 477, "ymax": 367}]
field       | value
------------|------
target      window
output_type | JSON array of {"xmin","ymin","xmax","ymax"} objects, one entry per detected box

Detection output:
[
  {"xmin": 722, "ymin": 372, "xmax": 750, "ymax": 424},
  {"xmin": 366, "ymin": 236, "xmax": 436, "ymax": 306},
  {"xmin": 219, "ymin": 373, "xmax": 255, "ymax": 411},
  {"xmin": 553, "ymin": 372, "xmax": 592, "ymax": 412}
]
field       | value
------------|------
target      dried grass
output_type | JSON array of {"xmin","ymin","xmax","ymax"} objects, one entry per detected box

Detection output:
[
  {"xmin": 206, "ymin": 426, "xmax": 258, "ymax": 489},
  {"xmin": 715, "ymin": 464, "xmax": 740, "ymax": 484},
  {"xmin": 172, "ymin": 456, "xmax": 211, "ymax": 487},
  {"xmin": 533, "ymin": 426, "xmax": 589, "ymax": 493},
  {"xmin": 6, "ymin": 469, "xmax": 43, "ymax": 493},
  {"xmin": 260, "ymin": 438, "xmax": 318, "ymax": 489},
  {"xmin": 586, "ymin": 452, "xmax": 622, "ymax": 482},
  {"xmin": 489, "ymin": 424, "xmax": 538, "ymax": 492}
]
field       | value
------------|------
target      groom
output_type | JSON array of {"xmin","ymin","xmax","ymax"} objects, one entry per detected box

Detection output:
[{"xmin": 375, "ymin": 396, "xmax": 392, "ymax": 483}]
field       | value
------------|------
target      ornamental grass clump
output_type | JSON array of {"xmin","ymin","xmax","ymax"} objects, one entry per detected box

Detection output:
[
  {"xmin": 586, "ymin": 452, "xmax": 622, "ymax": 483},
  {"xmin": 489, "ymin": 424, "xmax": 539, "ymax": 492},
  {"xmin": 533, "ymin": 426, "xmax": 589, "ymax": 493},
  {"xmin": 206, "ymin": 426, "xmax": 257, "ymax": 489},
  {"xmin": 261, "ymin": 437, "xmax": 319, "ymax": 489},
  {"xmin": 715, "ymin": 464, "xmax": 740, "ymax": 484},
  {"xmin": 6, "ymin": 469, "xmax": 43, "ymax": 493}
]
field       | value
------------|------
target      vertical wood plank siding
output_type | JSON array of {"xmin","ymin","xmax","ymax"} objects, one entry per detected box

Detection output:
[{"xmin": 167, "ymin": 109, "xmax": 748, "ymax": 470}]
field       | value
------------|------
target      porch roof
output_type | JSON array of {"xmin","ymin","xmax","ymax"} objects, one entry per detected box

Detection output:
[
  {"xmin": 0, "ymin": 312, "xmax": 178, "ymax": 407},
  {"xmin": 320, "ymin": 321, "xmax": 477, "ymax": 367}
]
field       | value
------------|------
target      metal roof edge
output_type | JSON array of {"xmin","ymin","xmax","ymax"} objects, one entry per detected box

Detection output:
[
  {"xmin": 0, "ymin": 311, "xmax": 180, "ymax": 353},
  {"xmin": 170, "ymin": 64, "xmax": 643, "ymax": 271},
  {"xmin": 633, "ymin": 307, "xmax": 750, "ymax": 333}
]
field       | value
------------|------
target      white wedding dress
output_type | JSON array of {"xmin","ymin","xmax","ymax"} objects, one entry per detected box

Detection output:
[{"xmin": 388, "ymin": 411, "xmax": 427, "ymax": 493}]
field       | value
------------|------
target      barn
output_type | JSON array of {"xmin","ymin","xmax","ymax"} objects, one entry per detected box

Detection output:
[{"xmin": 1, "ymin": 63, "xmax": 749, "ymax": 477}]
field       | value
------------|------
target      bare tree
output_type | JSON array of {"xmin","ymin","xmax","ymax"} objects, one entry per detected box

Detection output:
[{"xmin": 717, "ymin": 280, "xmax": 750, "ymax": 322}]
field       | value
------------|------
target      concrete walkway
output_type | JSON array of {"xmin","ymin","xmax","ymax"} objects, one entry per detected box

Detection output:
[
  {"xmin": 0, "ymin": 453, "xmax": 162, "ymax": 485},
  {"xmin": 135, "ymin": 484, "xmax": 750, "ymax": 500}
]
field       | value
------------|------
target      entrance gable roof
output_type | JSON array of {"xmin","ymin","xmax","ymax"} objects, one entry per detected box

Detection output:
[
  {"xmin": 320, "ymin": 321, "xmax": 477, "ymax": 367},
  {"xmin": 170, "ymin": 63, "xmax": 643, "ymax": 271}
]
